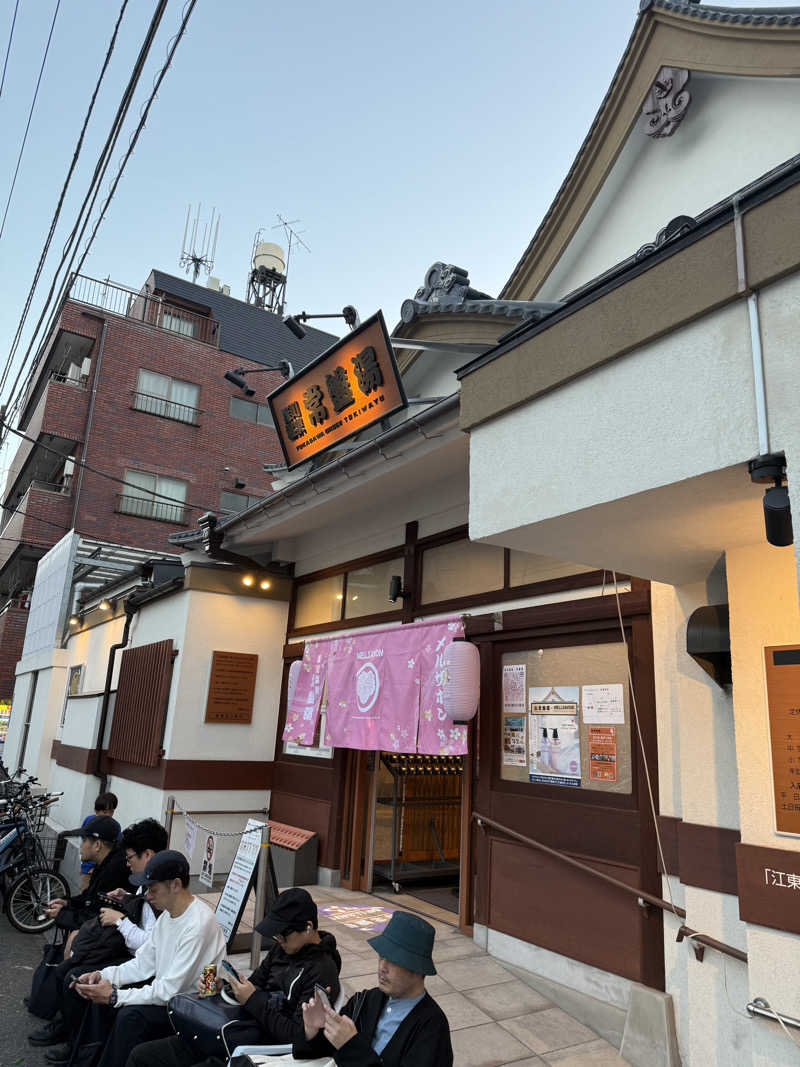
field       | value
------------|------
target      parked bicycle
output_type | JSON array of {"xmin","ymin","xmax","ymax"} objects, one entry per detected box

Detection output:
[{"xmin": 0, "ymin": 767, "xmax": 67, "ymax": 933}]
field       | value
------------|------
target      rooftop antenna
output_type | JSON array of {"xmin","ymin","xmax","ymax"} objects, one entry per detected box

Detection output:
[
  {"xmin": 179, "ymin": 203, "xmax": 219, "ymax": 282},
  {"xmin": 272, "ymin": 213, "xmax": 310, "ymax": 309}
]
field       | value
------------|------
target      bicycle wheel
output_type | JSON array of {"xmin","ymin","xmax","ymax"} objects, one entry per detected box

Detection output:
[{"xmin": 6, "ymin": 867, "xmax": 69, "ymax": 933}]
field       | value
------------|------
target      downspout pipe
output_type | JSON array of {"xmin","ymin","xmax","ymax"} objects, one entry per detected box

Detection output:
[{"xmin": 94, "ymin": 597, "xmax": 138, "ymax": 786}]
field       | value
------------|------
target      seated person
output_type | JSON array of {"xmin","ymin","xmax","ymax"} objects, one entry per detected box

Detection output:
[
  {"xmin": 80, "ymin": 793, "xmax": 120, "ymax": 889},
  {"xmin": 31, "ymin": 818, "xmax": 169, "ymax": 1062},
  {"xmin": 296, "ymin": 911, "xmax": 453, "ymax": 1067},
  {"xmin": 71, "ymin": 849, "xmax": 226, "ymax": 1067},
  {"xmin": 47, "ymin": 815, "xmax": 130, "ymax": 940},
  {"xmin": 127, "ymin": 887, "xmax": 342, "ymax": 1067}
]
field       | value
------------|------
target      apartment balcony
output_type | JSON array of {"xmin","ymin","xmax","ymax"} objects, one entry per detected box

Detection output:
[
  {"xmin": 4, "ymin": 374, "xmax": 89, "ymax": 505},
  {"xmin": 69, "ymin": 274, "xmax": 221, "ymax": 348},
  {"xmin": 0, "ymin": 482, "xmax": 73, "ymax": 576}
]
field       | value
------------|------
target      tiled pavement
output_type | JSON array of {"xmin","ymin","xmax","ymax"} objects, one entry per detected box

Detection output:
[{"xmin": 201, "ymin": 883, "xmax": 630, "ymax": 1067}]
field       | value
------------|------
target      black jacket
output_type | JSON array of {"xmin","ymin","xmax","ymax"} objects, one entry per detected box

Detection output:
[
  {"xmin": 293, "ymin": 987, "xmax": 453, "ymax": 1067},
  {"xmin": 57, "ymin": 844, "xmax": 131, "ymax": 930},
  {"xmin": 243, "ymin": 929, "xmax": 341, "ymax": 1046}
]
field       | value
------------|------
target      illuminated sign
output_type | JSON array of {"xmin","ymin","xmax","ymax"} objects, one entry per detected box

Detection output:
[{"xmin": 268, "ymin": 311, "xmax": 407, "ymax": 470}]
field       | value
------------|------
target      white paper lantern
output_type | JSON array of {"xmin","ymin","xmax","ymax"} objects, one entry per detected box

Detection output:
[
  {"xmin": 287, "ymin": 659, "xmax": 303, "ymax": 710},
  {"xmin": 443, "ymin": 641, "xmax": 480, "ymax": 721}
]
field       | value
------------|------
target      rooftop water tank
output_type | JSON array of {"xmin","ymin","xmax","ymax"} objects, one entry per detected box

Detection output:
[{"xmin": 253, "ymin": 242, "xmax": 286, "ymax": 277}]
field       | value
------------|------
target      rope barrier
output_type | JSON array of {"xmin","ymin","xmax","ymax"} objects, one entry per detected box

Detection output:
[{"xmin": 167, "ymin": 800, "xmax": 267, "ymax": 837}]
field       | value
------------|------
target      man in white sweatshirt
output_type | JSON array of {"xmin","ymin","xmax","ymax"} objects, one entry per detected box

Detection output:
[{"xmin": 72, "ymin": 850, "xmax": 226, "ymax": 1067}]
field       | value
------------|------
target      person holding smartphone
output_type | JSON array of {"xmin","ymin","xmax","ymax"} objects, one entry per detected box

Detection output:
[
  {"xmin": 128, "ymin": 888, "xmax": 341, "ymax": 1067},
  {"xmin": 296, "ymin": 911, "xmax": 453, "ymax": 1067}
]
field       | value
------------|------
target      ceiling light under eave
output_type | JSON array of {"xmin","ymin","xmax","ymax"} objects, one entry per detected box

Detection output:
[
  {"xmin": 242, "ymin": 575, "xmax": 255, "ymax": 587},
  {"xmin": 259, "ymin": 579, "xmax": 271, "ymax": 590}
]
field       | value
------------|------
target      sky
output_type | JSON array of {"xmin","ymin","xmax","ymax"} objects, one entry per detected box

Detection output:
[{"xmin": 0, "ymin": 0, "xmax": 798, "ymax": 447}]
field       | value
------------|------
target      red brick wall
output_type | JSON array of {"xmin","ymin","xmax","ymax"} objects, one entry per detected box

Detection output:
[
  {"xmin": 0, "ymin": 606, "xmax": 29, "ymax": 701},
  {"xmin": 55, "ymin": 301, "xmax": 286, "ymax": 553}
]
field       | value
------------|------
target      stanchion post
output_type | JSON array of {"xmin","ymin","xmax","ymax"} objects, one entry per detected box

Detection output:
[
  {"xmin": 250, "ymin": 822, "xmax": 270, "ymax": 971},
  {"xmin": 165, "ymin": 795, "xmax": 175, "ymax": 848}
]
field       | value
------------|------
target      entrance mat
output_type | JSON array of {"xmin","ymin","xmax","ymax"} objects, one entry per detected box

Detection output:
[
  {"xmin": 318, "ymin": 904, "xmax": 395, "ymax": 932},
  {"xmin": 404, "ymin": 885, "xmax": 459, "ymax": 915}
]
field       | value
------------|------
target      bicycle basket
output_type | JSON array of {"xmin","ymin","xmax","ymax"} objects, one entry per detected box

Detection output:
[
  {"xmin": 27, "ymin": 803, "xmax": 49, "ymax": 834},
  {"xmin": 38, "ymin": 834, "xmax": 66, "ymax": 869}
]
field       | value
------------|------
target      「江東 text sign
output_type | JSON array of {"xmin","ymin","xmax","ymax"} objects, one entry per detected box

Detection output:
[{"xmin": 267, "ymin": 311, "xmax": 407, "ymax": 470}]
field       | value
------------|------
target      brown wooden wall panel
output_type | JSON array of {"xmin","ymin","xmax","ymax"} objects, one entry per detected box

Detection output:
[
  {"xmin": 107, "ymin": 640, "xmax": 175, "ymax": 767},
  {"xmin": 268, "ymin": 791, "xmax": 334, "ymax": 867},
  {"xmin": 488, "ymin": 835, "xmax": 646, "ymax": 983}
]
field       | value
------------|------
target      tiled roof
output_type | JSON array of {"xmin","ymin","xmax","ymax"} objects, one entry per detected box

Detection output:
[
  {"xmin": 400, "ymin": 297, "xmax": 561, "ymax": 324},
  {"xmin": 148, "ymin": 270, "xmax": 337, "ymax": 371},
  {"xmin": 641, "ymin": 1, "xmax": 800, "ymax": 24}
]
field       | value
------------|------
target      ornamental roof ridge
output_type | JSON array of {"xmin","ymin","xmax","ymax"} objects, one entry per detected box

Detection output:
[{"xmin": 641, "ymin": 1, "xmax": 800, "ymax": 25}]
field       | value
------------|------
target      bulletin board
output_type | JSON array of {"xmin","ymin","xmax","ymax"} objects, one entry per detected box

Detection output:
[{"xmin": 500, "ymin": 640, "xmax": 632, "ymax": 795}]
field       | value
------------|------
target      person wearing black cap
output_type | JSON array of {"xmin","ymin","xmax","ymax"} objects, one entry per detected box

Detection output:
[
  {"xmin": 70, "ymin": 850, "xmax": 226, "ymax": 1067},
  {"xmin": 294, "ymin": 910, "xmax": 453, "ymax": 1067},
  {"xmin": 127, "ymin": 887, "xmax": 341, "ymax": 1067},
  {"xmin": 45, "ymin": 815, "xmax": 130, "ymax": 944}
]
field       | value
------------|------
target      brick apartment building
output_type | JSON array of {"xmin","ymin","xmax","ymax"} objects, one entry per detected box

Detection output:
[{"xmin": 0, "ymin": 269, "xmax": 335, "ymax": 699}]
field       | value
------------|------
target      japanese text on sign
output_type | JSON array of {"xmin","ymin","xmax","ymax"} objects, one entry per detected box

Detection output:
[{"xmin": 268, "ymin": 312, "xmax": 407, "ymax": 470}]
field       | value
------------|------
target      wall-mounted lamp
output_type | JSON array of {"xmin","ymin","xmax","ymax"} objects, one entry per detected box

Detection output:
[
  {"xmin": 99, "ymin": 599, "xmax": 111, "ymax": 612},
  {"xmin": 242, "ymin": 575, "xmax": 255, "ymax": 588},
  {"xmin": 224, "ymin": 361, "xmax": 293, "ymax": 397},
  {"xmin": 388, "ymin": 575, "xmax": 411, "ymax": 604},
  {"xmin": 749, "ymin": 453, "xmax": 793, "ymax": 547},
  {"xmin": 259, "ymin": 579, "xmax": 271, "ymax": 591},
  {"xmin": 283, "ymin": 305, "xmax": 360, "ymax": 341},
  {"xmin": 69, "ymin": 615, "xmax": 80, "ymax": 627}
]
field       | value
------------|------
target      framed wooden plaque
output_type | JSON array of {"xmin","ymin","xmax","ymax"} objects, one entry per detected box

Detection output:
[
  {"xmin": 205, "ymin": 651, "xmax": 258, "ymax": 724},
  {"xmin": 764, "ymin": 645, "xmax": 800, "ymax": 836}
]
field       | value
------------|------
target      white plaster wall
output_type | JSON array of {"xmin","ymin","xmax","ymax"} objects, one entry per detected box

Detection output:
[
  {"xmin": 65, "ymin": 614, "xmax": 126, "ymax": 696},
  {"xmin": 2, "ymin": 669, "xmax": 34, "ymax": 772},
  {"xmin": 164, "ymin": 589, "xmax": 288, "ymax": 764},
  {"xmin": 756, "ymin": 270, "xmax": 800, "ymax": 599},
  {"xmin": 287, "ymin": 470, "xmax": 469, "ymax": 577},
  {"xmin": 651, "ymin": 575, "xmax": 747, "ymax": 1065},
  {"xmin": 470, "ymin": 301, "xmax": 757, "ymax": 546},
  {"xmin": 4, "ymin": 654, "xmax": 70, "ymax": 785},
  {"xmin": 726, "ymin": 543, "xmax": 800, "ymax": 848},
  {"xmin": 539, "ymin": 74, "xmax": 800, "ymax": 301},
  {"xmin": 725, "ymin": 542, "xmax": 800, "ymax": 1065}
]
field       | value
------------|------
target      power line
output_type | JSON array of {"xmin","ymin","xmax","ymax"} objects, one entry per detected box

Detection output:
[
  {"xmin": 0, "ymin": 0, "xmax": 130, "ymax": 401},
  {"xmin": 1, "ymin": 421, "xmax": 218, "ymax": 515},
  {"xmin": 0, "ymin": 0, "xmax": 61, "ymax": 242},
  {"xmin": 0, "ymin": 0, "xmax": 21, "ymax": 101},
  {"xmin": 0, "ymin": 0, "xmax": 167, "ymax": 428}
]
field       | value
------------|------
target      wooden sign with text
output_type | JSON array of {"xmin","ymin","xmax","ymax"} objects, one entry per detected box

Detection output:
[
  {"xmin": 205, "ymin": 651, "xmax": 258, "ymax": 724},
  {"xmin": 764, "ymin": 645, "xmax": 800, "ymax": 835},
  {"xmin": 267, "ymin": 311, "xmax": 407, "ymax": 470}
]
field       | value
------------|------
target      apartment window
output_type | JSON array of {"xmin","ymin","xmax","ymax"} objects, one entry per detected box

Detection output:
[
  {"xmin": 229, "ymin": 396, "xmax": 274, "ymax": 427},
  {"xmin": 161, "ymin": 308, "xmax": 196, "ymax": 337},
  {"xmin": 120, "ymin": 469, "xmax": 187, "ymax": 524},
  {"xmin": 134, "ymin": 370, "xmax": 200, "ymax": 424},
  {"xmin": 219, "ymin": 491, "xmax": 262, "ymax": 514}
]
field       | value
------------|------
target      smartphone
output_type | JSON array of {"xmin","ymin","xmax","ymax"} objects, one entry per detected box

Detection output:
[
  {"xmin": 314, "ymin": 984, "xmax": 331, "ymax": 1011},
  {"xmin": 98, "ymin": 893, "xmax": 121, "ymax": 908},
  {"xmin": 220, "ymin": 959, "xmax": 242, "ymax": 982}
]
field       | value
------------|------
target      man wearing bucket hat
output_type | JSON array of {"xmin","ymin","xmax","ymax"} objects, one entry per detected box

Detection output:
[{"xmin": 294, "ymin": 910, "xmax": 452, "ymax": 1066}]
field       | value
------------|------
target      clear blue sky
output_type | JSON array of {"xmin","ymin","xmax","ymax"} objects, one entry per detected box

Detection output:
[{"xmin": 0, "ymin": 0, "xmax": 796, "ymax": 431}]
